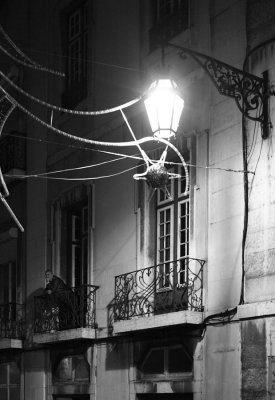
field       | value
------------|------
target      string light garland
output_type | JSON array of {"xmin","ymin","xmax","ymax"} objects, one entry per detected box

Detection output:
[
  {"xmin": 0, "ymin": 94, "xmax": 16, "ymax": 136},
  {"xmin": 0, "ymin": 68, "xmax": 141, "ymax": 115},
  {"xmin": 0, "ymin": 95, "xmax": 24, "ymax": 231},
  {"xmin": 0, "ymin": 24, "xmax": 65, "ymax": 77}
]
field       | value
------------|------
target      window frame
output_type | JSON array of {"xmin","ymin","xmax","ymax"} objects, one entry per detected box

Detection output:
[
  {"xmin": 50, "ymin": 184, "xmax": 94, "ymax": 288},
  {"xmin": 156, "ymin": 165, "xmax": 190, "ymax": 290}
]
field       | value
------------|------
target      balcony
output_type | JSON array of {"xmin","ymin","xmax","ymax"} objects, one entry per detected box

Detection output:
[
  {"xmin": 113, "ymin": 257, "xmax": 205, "ymax": 334},
  {"xmin": 0, "ymin": 133, "xmax": 26, "ymax": 179},
  {"xmin": 0, "ymin": 303, "xmax": 25, "ymax": 349},
  {"xmin": 33, "ymin": 285, "xmax": 99, "ymax": 344}
]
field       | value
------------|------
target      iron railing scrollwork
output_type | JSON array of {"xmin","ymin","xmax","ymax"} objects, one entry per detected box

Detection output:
[
  {"xmin": 0, "ymin": 303, "xmax": 25, "ymax": 339},
  {"xmin": 34, "ymin": 284, "xmax": 99, "ymax": 334},
  {"xmin": 114, "ymin": 257, "xmax": 205, "ymax": 321}
]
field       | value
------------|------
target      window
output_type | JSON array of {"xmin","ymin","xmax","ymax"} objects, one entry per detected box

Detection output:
[
  {"xmin": 140, "ymin": 345, "xmax": 192, "ymax": 379},
  {"xmin": 53, "ymin": 354, "xmax": 90, "ymax": 383},
  {"xmin": 51, "ymin": 184, "xmax": 93, "ymax": 289},
  {"xmin": 0, "ymin": 360, "xmax": 21, "ymax": 400},
  {"xmin": 156, "ymin": 165, "xmax": 189, "ymax": 290},
  {"xmin": 62, "ymin": 1, "xmax": 88, "ymax": 108},
  {"xmin": 149, "ymin": 0, "xmax": 189, "ymax": 51}
]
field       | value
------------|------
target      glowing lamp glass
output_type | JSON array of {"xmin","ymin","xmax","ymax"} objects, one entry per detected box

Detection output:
[{"xmin": 144, "ymin": 79, "xmax": 184, "ymax": 139}]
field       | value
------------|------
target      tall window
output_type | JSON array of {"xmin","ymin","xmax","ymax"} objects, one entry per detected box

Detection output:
[
  {"xmin": 150, "ymin": 0, "xmax": 189, "ymax": 51},
  {"xmin": 51, "ymin": 185, "xmax": 93, "ymax": 289},
  {"xmin": 63, "ymin": 1, "xmax": 88, "ymax": 108},
  {"xmin": 156, "ymin": 165, "xmax": 189, "ymax": 289}
]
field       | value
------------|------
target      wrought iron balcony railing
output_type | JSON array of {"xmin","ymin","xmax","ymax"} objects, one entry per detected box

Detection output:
[
  {"xmin": 34, "ymin": 285, "xmax": 99, "ymax": 334},
  {"xmin": 114, "ymin": 257, "xmax": 205, "ymax": 321},
  {"xmin": 0, "ymin": 303, "xmax": 25, "ymax": 339}
]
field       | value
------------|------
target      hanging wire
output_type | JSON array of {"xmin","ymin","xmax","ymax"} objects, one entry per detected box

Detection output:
[
  {"xmin": 2, "ymin": 131, "xmax": 255, "ymax": 175},
  {"xmin": 4, "ymin": 163, "xmax": 142, "ymax": 182},
  {"xmin": 248, "ymin": 138, "xmax": 264, "ymax": 199},
  {"xmin": 16, "ymin": 155, "xmax": 130, "ymax": 177},
  {"xmin": 17, "ymin": 45, "xmax": 145, "ymax": 74}
]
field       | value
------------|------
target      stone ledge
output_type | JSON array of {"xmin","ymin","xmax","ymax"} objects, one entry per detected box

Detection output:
[
  {"xmin": 238, "ymin": 301, "xmax": 275, "ymax": 320},
  {"xmin": 113, "ymin": 310, "xmax": 204, "ymax": 334},
  {"xmin": 0, "ymin": 338, "xmax": 23, "ymax": 349},
  {"xmin": 33, "ymin": 327, "xmax": 96, "ymax": 344}
]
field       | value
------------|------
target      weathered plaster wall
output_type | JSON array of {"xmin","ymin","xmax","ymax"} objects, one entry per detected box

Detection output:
[
  {"xmin": 205, "ymin": 324, "xmax": 241, "ymax": 399},
  {"xmin": 241, "ymin": 320, "xmax": 267, "ymax": 399},
  {"xmin": 244, "ymin": 0, "xmax": 275, "ymax": 303},
  {"xmin": 205, "ymin": 1, "xmax": 246, "ymax": 399}
]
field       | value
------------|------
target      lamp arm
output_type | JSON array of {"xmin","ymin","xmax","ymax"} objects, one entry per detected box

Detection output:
[{"xmin": 167, "ymin": 42, "xmax": 270, "ymax": 138}]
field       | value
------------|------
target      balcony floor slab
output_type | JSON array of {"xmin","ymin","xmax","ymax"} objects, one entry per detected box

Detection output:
[
  {"xmin": 33, "ymin": 327, "xmax": 96, "ymax": 344},
  {"xmin": 113, "ymin": 310, "xmax": 204, "ymax": 334}
]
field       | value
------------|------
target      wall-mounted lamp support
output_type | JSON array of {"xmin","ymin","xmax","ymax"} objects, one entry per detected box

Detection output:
[{"xmin": 167, "ymin": 42, "xmax": 271, "ymax": 139}]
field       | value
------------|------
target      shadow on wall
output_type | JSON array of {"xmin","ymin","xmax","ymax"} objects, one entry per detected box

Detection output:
[
  {"xmin": 105, "ymin": 298, "xmax": 129, "ymax": 371},
  {"xmin": 107, "ymin": 298, "xmax": 116, "ymax": 335}
]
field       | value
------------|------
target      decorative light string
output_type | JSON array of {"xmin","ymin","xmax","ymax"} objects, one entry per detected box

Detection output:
[
  {"xmin": 0, "ymin": 23, "xmax": 42, "ymax": 65},
  {"xmin": 0, "ymin": 24, "xmax": 65, "ymax": 77},
  {"xmin": 0, "ymin": 86, "xmax": 182, "ymax": 150},
  {"xmin": 0, "ymin": 69, "xmax": 141, "ymax": 115},
  {"xmin": 0, "ymin": 95, "xmax": 16, "ymax": 136}
]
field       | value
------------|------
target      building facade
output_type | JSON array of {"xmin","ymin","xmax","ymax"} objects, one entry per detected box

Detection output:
[{"xmin": 1, "ymin": 0, "xmax": 275, "ymax": 399}]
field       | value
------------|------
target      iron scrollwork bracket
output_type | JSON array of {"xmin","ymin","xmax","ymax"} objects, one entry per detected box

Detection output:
[{"xmin": 167, "ymin": 42, "xmax": 271, "ymax": 139}]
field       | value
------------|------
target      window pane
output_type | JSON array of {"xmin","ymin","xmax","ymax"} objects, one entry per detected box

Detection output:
[
  {"xmin": 142, "ymin": 349, "xmax": 165, "ymax": 375},
  {"xmin": 0, "ymin": 364, "xmax": 7, "ymax": 384},
  {"xmin": 10, "ymin": 387, "xmax": 20, "ymax": 400},
  {"xmin": 54, "ymin": 357, "xmax": 72, "ymax": 381},
  {"xmin": 82, "ymin": 206, "xmax": 88, "ymax": 233},
  {"xmin": 168, "ymin": 347, "xmax": 192, "ymax": 373},
  {"xmin": 10, "ymin": 362, "xmax": 20, "ymax": 385},
  {"xmin": 74, "ymin": 355, "xmax": 90, "ymax": 381},
  {"xmin": 0, "ymin": 388, "xmax": 7, "ymax": 400},
  {"xmin": 72, "ymin": 214, "xmax": 81, "ymax": 241},
  {"xmin": 69, "ymin": 10, "xmax": 81, "ymax": 40}
]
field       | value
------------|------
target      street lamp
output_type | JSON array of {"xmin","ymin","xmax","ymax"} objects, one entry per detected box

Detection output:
[
  {"xmin": 144, "ymin": 78, "xmax": 184, "ymax": 139},
  {"xmin": 144, "ymin": 43, "xmax": 272, "ymax": 139}
]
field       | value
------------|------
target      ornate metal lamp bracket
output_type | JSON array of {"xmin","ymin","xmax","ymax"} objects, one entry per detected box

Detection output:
[{"xmin": 167, "ymin": 42, "xmax": 271, "ymax": 139}]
